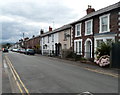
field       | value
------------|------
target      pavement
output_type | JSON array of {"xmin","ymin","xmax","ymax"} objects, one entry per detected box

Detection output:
[{"xmin": 2, "ymin": 52, "xmax": 12, "ymax": 93}]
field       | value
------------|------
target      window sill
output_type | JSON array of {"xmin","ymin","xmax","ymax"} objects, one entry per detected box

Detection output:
[
  {"xmin": 76, "ymin": 53, "xmax": 82, "ymax": 55},
  {"xmin": 85, "ymin": 33, "xmax": 93, "ymax": 36},
  {"xmin": 63, "ymin": 39, "xmax": 67, "ymax": 41},
  {"xmin": 99, "ymin": 30, "xmax": 110, "ymax": 33},
  {"xmin": 75, "ymin": 35, "xmax": 81, "ymax": 38}
]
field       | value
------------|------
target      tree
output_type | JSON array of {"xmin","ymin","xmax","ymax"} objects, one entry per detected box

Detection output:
[{"xmin": 2, "ymin": 43, "xmax": 12, "ymax": 48}]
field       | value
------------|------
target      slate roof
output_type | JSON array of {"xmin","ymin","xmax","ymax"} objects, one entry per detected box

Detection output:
[
  {"xmin": 26, "ymin": 35, "xmax": 40, "ymax": 42},
  {"xmin": 70, "ymin": 1, "xmax": 120, "ymax": 24},
  {"xmin": 40, "ymin": 24, "xmax": 71, "ymax": 37}
]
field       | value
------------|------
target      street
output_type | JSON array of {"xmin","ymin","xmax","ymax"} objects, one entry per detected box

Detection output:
[{"xmin": 3, "ymin": 51, "xmax": 118, "ymax": 94}]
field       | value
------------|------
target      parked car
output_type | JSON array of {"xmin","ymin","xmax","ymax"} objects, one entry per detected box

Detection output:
[
  {"xmin": 25, "ymin": 49, "xmax": 35, "ymax": 55},
  {"xmin": 2, "ymin": 48, "xmax": 8, "ymax": 52},
  {"xmin": 12, "ymin": 49, "xmax": 19, "ymax": 52},
  {"xmin": 17, "ymin": 49, "xmax": 21, "ymax": 53},
  {"xmin": 20, "ymin": 49, "xmax": 26, "ymax": 54}
]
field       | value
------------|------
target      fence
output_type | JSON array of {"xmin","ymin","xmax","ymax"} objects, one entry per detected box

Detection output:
[
  {"xmin": 42, "ymin": 49, "xmax": 93, "ymax": 60},
  {"xmin": 42, "ymin": 50, "xmax": 56, "ymax": 56}
]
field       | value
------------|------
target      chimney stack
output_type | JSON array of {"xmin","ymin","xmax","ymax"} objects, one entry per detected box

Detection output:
[
  {"xmin": 86, "ymin": 5, "xmax": 95, "ymax": 14},
  {"xmin": 49, "ymin": 26, "xmax": 52, "ymax": 31},
  {"xmin": 40, "ymin": 29, "xmax": 44, "ymax": 34}
]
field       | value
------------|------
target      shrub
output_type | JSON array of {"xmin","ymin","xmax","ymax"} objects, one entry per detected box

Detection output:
[
  {"xmin": 95, "ymin": 41, "xmax": 112, "ymax": 67},
  {"xmin": 96, "ymin": 42, "xmax": 111, "ymax": 57}
]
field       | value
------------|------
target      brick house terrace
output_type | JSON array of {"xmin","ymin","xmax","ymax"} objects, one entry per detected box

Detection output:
[{"xmin": 70, "ymin": 2, "xmax": 120, "ymax": 60}]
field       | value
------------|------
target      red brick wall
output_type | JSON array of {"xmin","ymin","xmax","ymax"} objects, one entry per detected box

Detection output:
[
  {"xmin": 72, "ymin": 8, "xmax": 119, "ymax": 59},
  {"xmin": 26, "ymin": 36, "xmax": 40, "ymax": 49}
]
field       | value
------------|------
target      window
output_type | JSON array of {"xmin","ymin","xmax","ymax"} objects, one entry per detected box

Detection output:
[
  {"xmin": 75, "ymin": 23, "xmax": 81, "ymax": 37},
  {"xmin": 74, "ymin": 39, "xmax": 82, "ymax": 55},
  {"xmin": 52, "ymin": 45, "xmax": 54, "ymax": 50},
  {"xmin": 106, "ymin": 39, "xmax": 113, "ymax": 45},
  {"xmin": 96, "ymin": 39, "xmax": 103, "ymax": 47},
  {"xmin": 119, "ymin": 12, "xmax": 120, "ymax": 15},
  {"xmin": 48, "ymin": 36, "xmax": 50, "ymax": 43},
  {"xmin": 43, "ymin": 45, "xmax": 47, "ymax": 49},
  {"xmin": 43, "ymin": 46, "xmax": 45, "ymax": 49},
  {"xmin": 52, "ymin": 34, "xmax": 54, "ymax": 42},
  {"xmin": 43, "ymin": 37, "xmax": 45, "ymax": 44},
  {"xmin": 99, "ymin": 14, "xmax": 110, "ymax": 33},
  {"xmin": 85, "ymin": 20, "xmax": 93, "ymax": 35},
  {"xmin": 64, "ymin": 44, "xmax": 67, "ymax": 49},
  {"xmin": 79, "ymin": 41, "xmax": 82, "ymax": 54},
  {"xmin": 64, "ymin": 31, "xmax": 67, "ymax": 41}
]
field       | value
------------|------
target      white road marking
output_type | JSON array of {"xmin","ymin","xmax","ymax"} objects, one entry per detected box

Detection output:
[{"xmin": 3, "ymin": 60, "xmax": 8, "ymax": 68}]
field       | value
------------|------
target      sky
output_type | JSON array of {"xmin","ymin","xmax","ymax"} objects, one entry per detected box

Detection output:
[{"xmin": 0, "ymin": 0, "xmax": 119, "ymax": 43}]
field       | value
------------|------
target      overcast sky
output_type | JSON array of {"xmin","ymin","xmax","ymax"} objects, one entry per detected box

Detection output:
[{"xmin": 0, "ymin": 0, "xmax": 119, "ymax": 43}]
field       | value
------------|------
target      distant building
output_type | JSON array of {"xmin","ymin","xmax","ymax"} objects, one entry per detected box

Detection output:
[{"xmin": 25, "ymin": 35, "xmax": 41, "ymax": 53}]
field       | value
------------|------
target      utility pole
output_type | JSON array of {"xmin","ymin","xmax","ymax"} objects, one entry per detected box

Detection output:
[
  {"xmin": 23, "ymin": 33, "xmax": 25, "ymax": 49},
  {"xmin": 23, "ymin": 33, "xmax": 25, "ymax": 41}
]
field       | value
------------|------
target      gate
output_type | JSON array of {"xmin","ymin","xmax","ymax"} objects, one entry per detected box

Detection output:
[{"xmin": 111, "ymin": 43, "xmax": 120, "ymax": 68}]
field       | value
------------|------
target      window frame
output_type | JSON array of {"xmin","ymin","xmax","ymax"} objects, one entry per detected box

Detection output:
[
  {"xmin": 85, "ymin": 19, "xmax": 93, "ymax": 35},
  {"xmin": 74, "ymin": 39, "xmax": 82, "ymax": 55},
  {"xmin": 64, "ymin": 44, "xmax": 67, "ymax": 49},
  {"xmin": 64, "ymin": 31, "xmax": 67, "ymax": 41},
  {"xmin": 52, "ymin": 34, "xmax": 54, "ymax": 42},
  {"xmin": 99, "ymin": 14, "xmax": 110, "ymax": 33},
  {"xmin": 75, "ymin": 23, "xmax": 81, "ymax": 37}
]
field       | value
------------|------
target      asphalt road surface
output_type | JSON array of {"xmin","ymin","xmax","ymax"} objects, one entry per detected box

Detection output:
[{"xmin": 3, "ymin": 51, "xmax": 118, "ymax": 94}]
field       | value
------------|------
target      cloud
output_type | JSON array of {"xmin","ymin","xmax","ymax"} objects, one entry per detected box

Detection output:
[
  {"xmin": 1, "ymin": 0, "xmax": 119, "ymax": 43},
  {"xmin": 1, "ymin": 0, "xmax": 78, "ymax": 43}
]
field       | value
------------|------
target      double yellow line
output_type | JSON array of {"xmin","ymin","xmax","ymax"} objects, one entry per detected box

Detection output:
[{"xmin": 5, "ymin": 56, "xmax": 30, "ymax": 95}]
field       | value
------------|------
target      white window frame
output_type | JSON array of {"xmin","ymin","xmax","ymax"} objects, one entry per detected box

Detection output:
[
  {"xmin": 85, "ymin": 19, "xmax": 93, "ymax": 35},
  {"xmin": 118, "ymin": 17, "xmax": 120, "ymax": 20},
  {"xmin": 64, "ymin": 44, "xmax": 67, "ymax": 49},
  {"xmin": 74, "ymin": 39, "xmax": 82, "ymax": 55},
  {"xmin": 119, "ymin": 12, "xmax": 120, "ymax": 15},
  {"xmin": 94, "ymin": 36, "xmax": 115, "ymax": 52},
  {"xmin": 52, "ymin": 34, "xmax": 54, "ymax": 42},
  {"xmin": 43, "ymin": 37, "xmax": 45, "ymax": 44},
  {"xmin": 99, "ymin": 14, "xmax": 110, "ymax": 33},
  {"xmin": 119, "ymin": 22, "xmax": 120, "ymax": 26},
  {"xmin": 75, "ymin": 23, "xmax": 81, "ymax": 37}
]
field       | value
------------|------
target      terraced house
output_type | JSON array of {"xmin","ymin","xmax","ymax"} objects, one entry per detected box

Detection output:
[
  {"xmin": 25, "ymin": 35, "xmax": 41, "ymax": 53},
  {"xmin": 71, "ymin": 2, "xmax": 120, "ymax": 60},
  {"xmin": 41, "ymin": 26, "xmax": 59, "ymax": 56},
  {"xmin": 41, "ymin": 25, "xmax": 72, "ymax": 56}
]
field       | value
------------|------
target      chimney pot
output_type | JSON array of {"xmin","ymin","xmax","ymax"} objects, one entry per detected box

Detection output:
[
  {"xmin": 40, "ymin": 29, "xmax": 44, "ymax": 34},
  {"xmin": 86, "ymin": 5, "xmax": 95, "ymax": 14},
  {"xmin": 49, "ymin": 26, "xmax": 52, "ymax": 31}
]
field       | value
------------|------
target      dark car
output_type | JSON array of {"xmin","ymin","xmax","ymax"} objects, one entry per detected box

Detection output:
[
  {"xmin": 25, "ymin": 49, "xmax": 35, "ymax": 55},
  {"xmin": 2, "ymin": 48, "xmax": 8, "ymax": 52}
]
